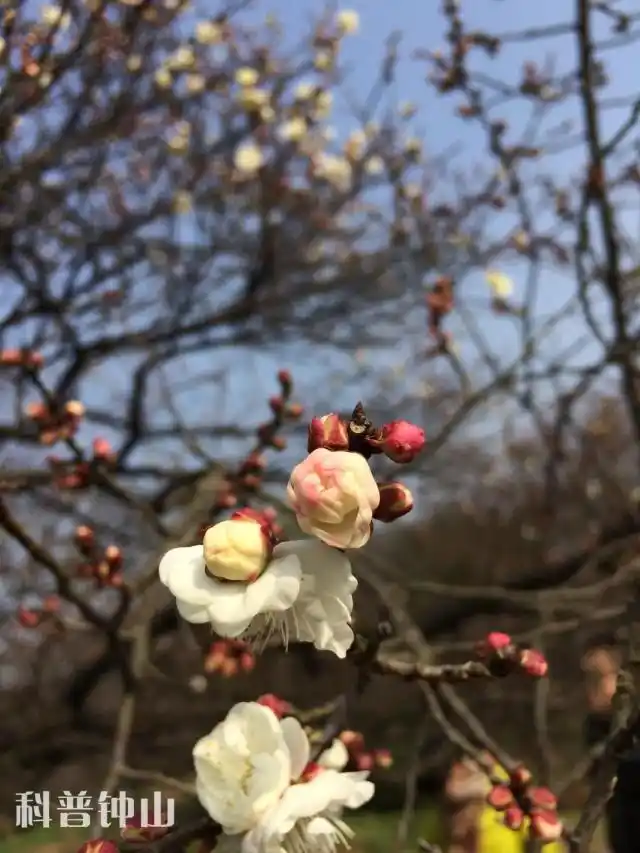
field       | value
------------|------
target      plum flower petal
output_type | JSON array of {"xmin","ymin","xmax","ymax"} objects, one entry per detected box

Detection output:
[
  {"xmin": 159, "ymin": 540, "xmax": 356, "ymax": 656},
  {"xmin": 277, "ymin": 539, "xmax": 357, "ymax": 658},
  {"xmin": 159, "ymin": 545, "xmax": 301, "ymax": 638},
  {"xmin": 242, "ymin": 769, "xmax": 374, "ymax": 853}
]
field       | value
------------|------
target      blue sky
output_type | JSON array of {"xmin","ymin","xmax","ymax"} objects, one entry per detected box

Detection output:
[{"xmin": 226, "ymin": 0, "xmax": 640, "ymax": 431}]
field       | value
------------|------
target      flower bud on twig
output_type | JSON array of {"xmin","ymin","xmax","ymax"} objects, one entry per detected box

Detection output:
[{"xmin": 373, "ymin": 482, "xmax": 414, "ymax": 522}]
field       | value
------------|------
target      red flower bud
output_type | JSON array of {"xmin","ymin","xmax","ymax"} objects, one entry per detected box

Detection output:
[
  {"xmin": 528, "ymin": 786, "xmax": 558, "ymax": 812},
  {"xmin": 373, "ymin": 482, "xmax": 414, "ymax": 522},
  {"xmin": 108, "ymin": 572, "xmax": 124, "ymax": 588},
  {"xmin": 240, "ymin": 652, "xmax": 256, "ymax": 672},
  {"xmin": 504, "ymin": 806, "xmax": 525, "ymax": 831},
  {"xmin": 220, "ymin": 658, "xmax": 239, "ymax": 677},
  {"xmin": 369, "ymin": 419, "xmax": 425, "ymax": 463},
  {"xmin": 75, "ymin": 525, "xmax": 95, "ymax": 551},
  {"xmin": 77, "ymin": 841, "xmax": 120, "ymax": 853},
  {"xmin": 339, "ymin": 730, "xmax": 365, "ymax": 753},
  {"xmin": 17, "ymin": 606, "xmax": 41, "ymax": 628},
  {"xmin": 204, "ymin": 651, "xmax": 225, "ymax": 673},
  {"xmin": 529, "ymin": 809, "xmax": 563, "ymax": 841},
  {"xmin": 374, "ymin": 748, "xmax": 393, "ymax": 768},
  {"xmin": 0, "ymin": 348, "xmax": 24, "ymax": 367},
  {"xmin": 509, "ymin": 765, "xmax": 533, "ymax": 788},
  {"xmin": 104, "ymin": 545, "xmax": 122, "ymax": 569},
  {"xmin": 257, "ymin": 693, "xmax": 291, "ymax": 718},
  {"xmin": 93, "ymin": 437, "xmax": 115, "ymax": 462},
  {"xmin": 269, "ymin": 395, "xmax": 284, "ymax": 414},
  {"xmin": 487, "ymin": 784, "xmax": 514, "ymax": 811},
  {"xmin": 356, "ymin": 752, "xmax": 374, "ymax": 771},
  {"xmin": 307, "ymin": 413, "xmax": 350, "ymax": 452},
  {"xmin": 519, "ymin": 648, "xmax": 548, "ymax": 678},
  {"xmin": 477, "ymin": 631, "xmax": 513, "ymax": 658},
  {"xmin": 277, "ymin": 369, "xmax": 292, "ymax": 391},
  {"xmin": 25, "ymin": 401, "xmax": 48, "ymax": 420}
]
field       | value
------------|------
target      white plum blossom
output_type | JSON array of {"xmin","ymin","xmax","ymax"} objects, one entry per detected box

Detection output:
[
  {"xmin": 318, "ymin": 739, "xmax": 349, "ymax": 771},
  {"xmin": 159, "ymin": 537, "xmax": 357, "ymax": 658},
  {"xmin": 194, "ymin": 702, "xmax": 374, "ymax": 853}
]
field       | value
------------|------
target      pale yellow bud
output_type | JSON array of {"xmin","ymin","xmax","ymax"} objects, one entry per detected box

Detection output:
[
  {"xmin": 278, "ymin": 117, "xmax": 307, "ymax": 142},
  {"xmin": 203, "ymin": 519, "xmax": 271, "ymax": 582},
  {"xmin": 235, "ymin": 67, "xmax": 259, "ymax": 87},
  {"xmin": 155, "ymin": 68, "xmax": 173, "ymax": 89},
  {"xmin": 234, "ymin": 142, "xmax": 264, "ymax": 175},
  {"xmin": 335, "ymin": 9, "xmax": 359, "ymax": 35},
  {"xmin": 195, "ymin": 20, "xmax": 222, "ymax": 44},
  {"xmin": 237, "ymin": 87, "xmax": 269, "ymax": 110}
]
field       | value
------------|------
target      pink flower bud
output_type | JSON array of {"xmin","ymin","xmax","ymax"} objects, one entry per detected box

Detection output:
[
  {"xmin": 269, "ymin": 395, "xmax": 284, "ymax": 414},
  {"xmin": 369, "ymin": 419, "xmax": 425, "ymax": 463},
  {"xmin": 504, "ymin": 806, "xmax": 525, "ymax": 831},
  {"xmin": 519, "ymin": 648, "xmax": 548, "ymax": 678},
  {"xmin": 477, "ymin": 631, "xmax": 513, "ymax": 658},
  {"xmin": 373, "ymin": 482, "xmax": 414, "ymax": 522},
  {"xmin": 257, "ymin": 693, "xmax": 291, "ymax": 718},
  {"xmin": 307, "ymin": 413, "xmax": 350, "ymax": 452},
  {"xmin": 277, "ymin": 369, "xmax": 292, "ymax": 391},
  {"xmin": 339, "ymin": 729, "xmax": 365, "ymax": 753},
  {"xmin": 356, "ymin": 752, "xmax": 374, "ymax": 771},
  {"xmin": 509, "ymin": 765, "xmax": 533, "ymax": 788},
  {"xmin": 487, "ymin": 784, "xmax": 514, "ymax": 811},
  {"xmin": 529, "ymin": 809, "xmax": 563, "ymax": 842},
  {"xmin": 528, "ymin": 786, "xmax": 558, "ymax": 811},
  {"xmin": 204, "ymin": 649, "xmax": 226, "ymax": 673},
  {"xmin": 93, "ymin": 437, "xmax": 115, "ymax": 462},
  {"xmin": 0, "ymin": 348, "xmax": 23, "ymax": 367},
  {"xmin": 74, "ymin": 525, "xmax": 95, "ymax": 551},
  {"xmin": 25, "ymin": 401, "xmax": 48, "ymax": 420},
  {"xmin": 104, "ymin": 545, "xmax": 122, "ymax": 569},
  {"xmin": 17, "ymin": 607, "xmax": 41, "ymax": 628},
  {"xmin": 240, "ymin": 652, "xmax": 255, "ymax": 672},
  {"xmin": 374, "ymin": 748, "xmax": 393, "ymax": 768},
  {"xmin": 220, "ymin": 658, "xmax": 239, "ymax": 677}
]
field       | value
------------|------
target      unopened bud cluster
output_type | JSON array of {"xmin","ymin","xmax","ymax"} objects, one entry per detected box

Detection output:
[
  {"xmin": 0, "ymin": 348, "xmax": 44, "ymax": 369},
  {"xmin": 46, "ymin": 437, "xmax": 116, "ymax": 490},
  {"xmin": 74, "ymin": 525, "xmax": 125, "ymax": 588},
  {"xmin": 25, "ymin": 399, "xmax": 85, "ymax": 446},
  {"xmin": 306, "ymin": 403, "xmax": 425, "ymax": 525},
  {"xmin": 204, "ymin": 639, "xmax": 256, "ymax": 676},
  {"xmin": 487, "ymin": 763, "xmax": 563, "ymax": 844},
  {"xmin": 475, "ymin": 631, "xmax": 548, "ymax": 679},
  {"xmin": 17, "ymin": 595, "xmax": 60, "ymax": 629},
  {"xmin": 337, "ymin": 729, "xmax": 393, "ymax": 772}
]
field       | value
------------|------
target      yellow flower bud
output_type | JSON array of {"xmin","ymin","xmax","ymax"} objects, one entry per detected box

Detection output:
[{"xmin": 203, "ymin": 519, "xmax": 272, "ymax": 582}]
